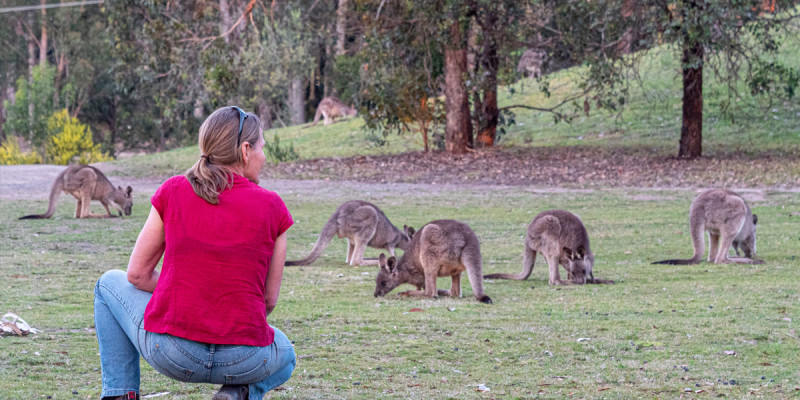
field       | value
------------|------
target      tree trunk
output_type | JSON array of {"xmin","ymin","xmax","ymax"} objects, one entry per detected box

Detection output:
[
  {"xmin": 288, "ymin": 77, "xmax": 306, "ymax": 125},
  {"xmin": 220, "ymin": 0, "xmax": 232, "ymax": 44},
  {"xmin": 39, "ymin": 0, "xmax": 47, "ymax": 66},
  {"xmin": 256, "ymin": 100, "xmax": 273, "ymax": 130},
  {"xmin": 445, "ymin": 48, "xmax": 470, "ymax": 154},
  {"xmin": 0, "ymin": 85, "xmax": 11, "ymax": 141},
  {"xmin": 54, "ymin": 53, "xmax": 66, "ymax": 109},
  {"xmin": 158, "ymin": 118, "xmax": 167, "ymax": 152},
  {"xmin": 107, "ymin": 96, "xmax": 117, "ymax": 157},
  {"xmin": 336, "ymin": 0, "xmax": 348, "ymax": 56},
  {"xmin": 679, "ymin": 4, "xmax": 704, "ymax": 159},
  {"xmin": 475, "ymin": 8, "xmax": 499, "ymax": 148},
  {"xmin": 444, "ymin": 20, "xmax": 471, "ymax": 155},
  {"xmin": 27, "ymin": 15, "xmax": 36, "ymax": 145}
]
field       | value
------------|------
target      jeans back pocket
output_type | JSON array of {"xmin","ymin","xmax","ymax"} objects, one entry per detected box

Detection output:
[{"xmin": 147, "ymin": 342, "xmax": 197, "ymax": 382}]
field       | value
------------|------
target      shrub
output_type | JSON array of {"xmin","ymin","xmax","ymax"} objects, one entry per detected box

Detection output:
[
  {"xmin": 0, "ymin": 136, "xmax": 41, "ymax": 165},
  {"xmin": 263, "ymin": 133, "xmax": 299, "ymax": 163},
  {"xmin": 45, "ymin": 110, "xmax": 111, "ymax": 165}
]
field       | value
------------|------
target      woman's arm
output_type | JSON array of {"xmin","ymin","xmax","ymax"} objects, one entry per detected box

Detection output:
[
  {"xmin": 127, "ymin": 206, "xmax": 166, "ymax": 292},
  {"xmin": 264, "ymin": 231, "xmax": 288, "ymax": 317}
]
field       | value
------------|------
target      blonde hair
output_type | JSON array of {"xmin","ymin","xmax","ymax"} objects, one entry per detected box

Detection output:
[{"xmin": 185, "ymin": 107, "xmax": 262, "ymax": 204}]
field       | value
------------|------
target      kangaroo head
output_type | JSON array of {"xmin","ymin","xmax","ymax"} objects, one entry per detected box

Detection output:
[
  {"xmin": 397, "ymin": 225, "xmax": 416, "ymax": 251},
  {"xmin": 375, "ymin": 253, "xmax": 402, "ymax": 297},
  {"xmin": 114, "ymin": 186, "xmax": 133, "ymax": 216},
  {"xmin": 737, "ymin": 213, "xmax": 758, "ymax": 259},
  {"xmin": 563, "ymin": 245, "xmax": 592, "ymax": 284}
]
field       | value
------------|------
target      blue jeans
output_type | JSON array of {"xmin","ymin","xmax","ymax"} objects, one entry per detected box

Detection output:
[{"xmin": 94, "ymin": 270, "xmax": 296, "ymax": 400}]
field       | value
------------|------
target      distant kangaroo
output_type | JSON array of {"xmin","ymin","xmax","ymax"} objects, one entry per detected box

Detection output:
[
  {"xmin": 484, "ymin": 210, "xmax": 614, "ymax": 285},
  {"xmin": 286, "ymin": 200, "xmax": 412, "ymax": 266},
  {"xmin": 374, "ymin": 219, "xmax": 492, "ymax": 304},
  {"xmin": 19, "ymin": 164, "xmax": 133, "ymax": 220},
  {"xmin": 308, "ymin": 96, "xmax": 357, "ymax": 126},
  {"xmin": 653, "ymin": 189, "xmax": 761, "ymax": 265}
]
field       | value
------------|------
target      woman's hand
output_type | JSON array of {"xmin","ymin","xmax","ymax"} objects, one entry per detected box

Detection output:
[
  {"xmin": 127, "ymin": 206, "xmax": 166, "ymax": 292},
  {"xmin": 265, "ymin": 232, "xmax": 288, "ymax": 317}
]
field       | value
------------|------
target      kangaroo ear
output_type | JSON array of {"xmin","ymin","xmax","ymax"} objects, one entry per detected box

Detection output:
[
  {"xmin": 563, "ymin": 247, "xmax": 574, "ymax": 259},
  {"xmin": 126, "ymin": 186, "xmax": 133, "ymax": 195},
  {"xmin": 752, "ymin": 214, "xmax": 758, "ymax": 225},
  {"xmin": 576, "ymin": 246, "xmax": 586, "ymax": 259},
  {"xmin": 379, "ymin": 253, "xmax": 387, "ymax": 268},
  {"xmin": 405, "ymin": 226, "xmax": 415, "ymax": 238},
  {"xmin": 387, "ymin": 256, "xmax": 397, "ymax": 271}
]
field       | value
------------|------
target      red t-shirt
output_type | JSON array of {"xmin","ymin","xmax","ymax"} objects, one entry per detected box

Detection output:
[{"xmin": 143, "ymin": 174, "xmax": 292, "ymax": 346}]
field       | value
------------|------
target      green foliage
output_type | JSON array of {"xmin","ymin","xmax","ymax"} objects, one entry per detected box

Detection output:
[
  {"xmin": 4, "ymin": 64, "xmax": 57, "ymax": 147},
  {"xmin": 45, "ymin": 110, "xmax": 110, "ymax": 165},
  {"xmin": 0, "ymin": 136, "xmax": 41, "ymax": 165},
  {"xmin": 749, "ymin": 59, "xmax": 800, "ymax": 98},
  {"xmin": 263, "ymin": 133, "xmax": 299, "ymax": 164}
]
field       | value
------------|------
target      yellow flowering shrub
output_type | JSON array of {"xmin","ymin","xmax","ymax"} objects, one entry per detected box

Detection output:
[
  {"xmin": 45, "ymin": 110, "xmax": 110, "ymax": 165},
  {"xmin": 0, "ymin": 136, "xmax": 41, "ymax": 165}
]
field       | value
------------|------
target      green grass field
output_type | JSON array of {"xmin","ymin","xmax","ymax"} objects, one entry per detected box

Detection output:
[{"xmin": 2, "ymin": 181, "xmax": 799, "ymax": 399}]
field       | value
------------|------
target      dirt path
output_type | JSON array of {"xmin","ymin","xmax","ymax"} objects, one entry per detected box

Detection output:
[{"xmin": 3, "ymin": 164, "xmax": 789, "ymax": 206}]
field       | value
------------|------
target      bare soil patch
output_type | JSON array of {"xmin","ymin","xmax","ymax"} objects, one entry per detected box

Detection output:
[{"xmin": 264, "ymin": 146, "xmax": 800, "ymax": 189}]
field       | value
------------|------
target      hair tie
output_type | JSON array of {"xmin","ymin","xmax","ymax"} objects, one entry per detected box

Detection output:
[{"xmin": 201, "ymin": 154, "xmax": 212, "ymax": 163}]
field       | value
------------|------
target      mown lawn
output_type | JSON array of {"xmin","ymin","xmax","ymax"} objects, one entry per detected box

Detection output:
[{"xmin": 2, "ymin": 179, "xmax": 798, "ymax": 399}]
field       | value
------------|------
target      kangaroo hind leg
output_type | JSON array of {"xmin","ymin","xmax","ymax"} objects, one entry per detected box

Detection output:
[{"xmin": 708, "ymin": 233, "xmax": 720, "ymax": 263}]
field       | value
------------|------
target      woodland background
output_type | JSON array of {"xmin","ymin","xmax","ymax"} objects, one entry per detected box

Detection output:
[{"xmin": 1, "ymin": 0, "xmax": 799, "ymax": 164}]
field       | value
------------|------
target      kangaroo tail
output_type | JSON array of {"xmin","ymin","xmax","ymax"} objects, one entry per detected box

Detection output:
[
  {"xmin": 484, "ymin": 246, "xmax": 537, "ymax": 280},
  {"xmin": 653, "ymin": 215, "xmax": 704, "ymax": 265},
  {"xmin": 19, "ymin": 171, "xmax": 64, "ymax": 220},
  {"xmin": 461, "ymin": 246, "xmax": 491, "ymax": 304},
  {"xmin": 285, "ymin": 213, "xmax": 338, "ymax": 266}
]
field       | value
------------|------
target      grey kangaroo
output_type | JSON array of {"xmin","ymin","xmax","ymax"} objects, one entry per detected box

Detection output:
[
  {"xmin": 20, "ymin": 164, "xmax": 133, "ymax": 219},
  {"xmin": 374, "ymin": 219, "xmax": 492, "ymax": 304},
  {"xmin": 484, "ymin": 210, "xmax": 613, "ymax": 285},
  {"xmin": 286, "ymin": 200, "xmax": 412, "ymax": 266},
  {"xmin": 653, "ymin": 189, "xmax": 761, "ymax": 265}
]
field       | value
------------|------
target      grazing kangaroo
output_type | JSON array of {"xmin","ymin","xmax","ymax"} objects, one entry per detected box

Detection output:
[
  {"xmin": 653, "ymin": 189, "xmax": 761, "ymax": 265},
  {"xmin": 374, "ymin": 219, "xmax": 492, "ymax": 304},
  {"xmin": 484, "ymin": 210, "xmax": 613, "ymax": 285},
  {"xmin": 19, "ymin": 164, "xmax": 133, "ymax": 220},
  {"xmin": 308, "ymin": 96, "xmax": 357, "ymax": 126},
  {"xmin": 286, "ymin": 200, "xmax": 412, "ymax": 266}
]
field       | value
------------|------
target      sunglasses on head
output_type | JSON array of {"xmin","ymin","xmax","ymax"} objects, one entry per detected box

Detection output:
[{"xmin": 231, "ymin": 106, "xmax": 248, "ymax": 147}]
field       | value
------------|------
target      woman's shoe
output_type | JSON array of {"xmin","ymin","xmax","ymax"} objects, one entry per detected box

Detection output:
[
  {"xmin": 211, "ymin": 384, "xmax": 249, "ymax": 400},
  {"xmin": 101, "ymin": 392, "xmax": 138, "ymax": 400}
]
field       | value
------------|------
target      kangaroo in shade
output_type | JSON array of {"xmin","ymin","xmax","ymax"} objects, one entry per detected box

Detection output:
[
  {"xmin": 484, "ymin": 210, "xmax": 614, "ymax": 285},
  {"xmin": 308, "ymin": 96, "xmax": 357, "ymax": 126},
  {"xmin": 374, "ymin": 219, "xmax": 492, "ymax": 304},
  {"xmin": 285, "ymin": 200, "xmax": 412, "ymax": 266},
  {"xmin": 19, "ymin": 164, "xmax": 133, "ymax": 219},
  {"xmin": 653, "ymin": 189, "xmax": 761, "ymax": 265}
]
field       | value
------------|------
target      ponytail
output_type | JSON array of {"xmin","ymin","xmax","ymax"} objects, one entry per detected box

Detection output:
[
  {"xmin": 185, "ymin": 107, "xmax": 262, "ymax": 204},
  {"xmin": 185, "ymin": 155, "xmax": 234, "ymax": 205}
]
